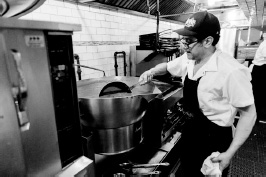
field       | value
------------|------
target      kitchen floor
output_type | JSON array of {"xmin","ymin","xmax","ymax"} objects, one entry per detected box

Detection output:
[{"xmin": 228, "ymin": 122, "xmax": 266, "ymax": 176}]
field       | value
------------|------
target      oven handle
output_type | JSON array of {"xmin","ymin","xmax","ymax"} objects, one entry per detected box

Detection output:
[
  {"xmin": 10, "ymin": 49, "xmax": 30, "ymax": 131},
  {"xmin": 120, "ymin": 162, "xmax": 169, "ymax": 168}
]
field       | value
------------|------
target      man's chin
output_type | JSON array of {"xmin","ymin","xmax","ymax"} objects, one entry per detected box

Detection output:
[{"xmin": 186, "ymin": 53, "xmax": 193, "ymax": 60}]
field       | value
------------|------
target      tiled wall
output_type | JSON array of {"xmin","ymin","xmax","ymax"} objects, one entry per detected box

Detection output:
[{"xmin": 20, "ymin": 0, "xmax": 182, "ymax": 79}]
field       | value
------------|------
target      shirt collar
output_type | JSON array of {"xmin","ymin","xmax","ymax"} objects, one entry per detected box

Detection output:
[
  {"xmin": 187, "ymin": 49, "xmax": 221, "ymax": 79},
  {"xmin": 200, "ymin": 49, "xmax": 221, "ymax": 73}
]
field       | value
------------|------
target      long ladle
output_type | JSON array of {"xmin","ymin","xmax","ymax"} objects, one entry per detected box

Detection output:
[{"xmin": 128, "ymin": 81, "xmax": 141, "ymax": 90}]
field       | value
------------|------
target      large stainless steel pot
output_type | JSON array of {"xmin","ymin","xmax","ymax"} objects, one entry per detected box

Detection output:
[{"xmin": 77, "ymin": 76, "xmax": 161, "ymax": 155}]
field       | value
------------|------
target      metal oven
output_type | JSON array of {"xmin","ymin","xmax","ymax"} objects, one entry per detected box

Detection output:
[{"xmin": 0, "ymin": 18, "xmax": 84, "ymax": 176}]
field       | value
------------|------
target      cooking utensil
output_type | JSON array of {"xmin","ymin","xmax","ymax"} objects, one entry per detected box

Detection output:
[
  {"xmin": 129, "ymin": 171, "xmax": 161, "ymax": 176},
  {"xmin": 129, "ymin": 81, "xmax": 141, "ymax": 91},
  {"xmin": 119, "ymin": 162, "xmax": 170, "ymax": 168}
]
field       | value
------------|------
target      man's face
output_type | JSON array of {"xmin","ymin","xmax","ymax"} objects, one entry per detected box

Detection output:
[{"xmin": 180, "ymin": 36, "xmax": 202, "ymax": 60}]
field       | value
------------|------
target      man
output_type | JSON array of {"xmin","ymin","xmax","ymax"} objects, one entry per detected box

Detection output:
[
  {"xmin": 139, "ymin": 11, "xmax": 256, "ymax": 176},
  {"xmin": 251, "ymin": 34, "xmax": 266, "ymax": 123}
]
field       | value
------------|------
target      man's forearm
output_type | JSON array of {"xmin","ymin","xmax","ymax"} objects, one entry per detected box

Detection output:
[
  {"xmin": 226, "ymin": 104, "xmax": 256, "ymax": 156},
  {"xmin": 149, "ymin": 63, "xmax": 168, "ymax": 76}
]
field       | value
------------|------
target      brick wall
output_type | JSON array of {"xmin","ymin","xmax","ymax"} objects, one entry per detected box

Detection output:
[{"xmin": 20, "ymin": 0, "xmax": 182, "ymax": 79}]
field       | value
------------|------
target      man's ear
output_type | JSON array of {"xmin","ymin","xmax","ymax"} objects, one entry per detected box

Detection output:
[{"xmin": 204, "ymin": 36, "xmax": 214, "ymax": 48}]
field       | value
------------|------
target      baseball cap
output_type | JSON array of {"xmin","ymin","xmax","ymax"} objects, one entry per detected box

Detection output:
[{"xmin": 174, "ymin": 11, "xmax": 220, "ymax": 39}]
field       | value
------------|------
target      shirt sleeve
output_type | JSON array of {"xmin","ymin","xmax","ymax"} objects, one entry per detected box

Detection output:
[
  {"xmin": 223, "ymin": 67, "xmax": 254, "ymax": 108},
  {"xmin": 167, "ymin": 53, "xmax": 188, "ymax": 77},
  {"xmin": 260, "ymin": 41, "xmax": 266, "ymax": 57},
  {"xmin": 255, "ymin": 41, "xmax": 266, "ymax": 59}
]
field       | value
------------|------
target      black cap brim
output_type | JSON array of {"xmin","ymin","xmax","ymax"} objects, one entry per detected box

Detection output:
[{"xmin": 174, "ymin": 28, "xmax": 197, "ymax": 36}]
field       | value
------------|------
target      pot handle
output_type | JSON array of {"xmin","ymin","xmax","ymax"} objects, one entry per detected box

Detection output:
[{"xmin": 99, "ymin": 81, "xmax": 132, "ymax": 97}]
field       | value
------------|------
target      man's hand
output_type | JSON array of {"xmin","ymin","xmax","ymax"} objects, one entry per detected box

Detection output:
[
  {"xmin": 138, "ymin": 69, "xmax": 154, "ymax": 85},
  {"xmin": 212, "ymin": 104, "xmax": 256, "ymax": 172},
  {"xmin": 138, "ymin": 63, "xmax": 168, "ymax": 85},
  {"xmin": 211, "ymin": 151, "xmax": 233, "ymax": 172}
]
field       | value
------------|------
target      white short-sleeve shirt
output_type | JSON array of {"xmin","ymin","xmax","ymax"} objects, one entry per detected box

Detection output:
[
  {"xmin": 253, "ymin": 40, "xmax": 266, "ymax": 66},
  {"xmin": 167, "ymin": 50, "xmax": 254, "ymax": 126}
]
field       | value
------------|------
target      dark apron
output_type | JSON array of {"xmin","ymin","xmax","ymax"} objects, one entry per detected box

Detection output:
[
  {"xmin": 251, "ymin": 64, "xmax": 266, "ymax": 122},
  {"xmin": 180, "ymin": 75, "xmax": 232, "ymax": 177}
]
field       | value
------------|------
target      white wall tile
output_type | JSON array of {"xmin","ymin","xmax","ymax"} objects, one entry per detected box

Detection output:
[
  {"xmin": 105, "ymin": 15, "xmax": 114, "ymax": 22},
  {"xmin": 85, "ymin": 46, "xmax": 96, "ymax": 53},
  {"xmin": 58, "ymin": 7, "xmax": 72, "ymax": 16},
  {"xmin": 91, "ymin": 35, "xmax": 103, "ymax": 41},
  {"xmin": 80, "ymin": 34, "xmax": 92, "ymax": 41},
  {"xmin": 20, "ymin": 13, "xmax": 33, "ymax": 20},
  {"xmin": 47, "ymin": 0, "xmax": 64, "ymax": 6},
  {"xmin": 50, "ymin": 15, "xmax": 66, "ymax": 23},
  {"xmin": 40, "ymin": 5, "xmax": 58, "ymax": 14},
  {"xmin": 90, "ymin": 7, "xmax": 100, "ymax": 13},
  {"xmin": 90, "ymin": 20, "xmax": 101, "ymax": 27},
  {"xmin": 96, "ymin": 28, "xmax": 106, "ymax": 35},
  {"xmin": 64, "ymin": 2, "xmax": 78, "ymax": 9},
  {"xmin": 102, "ymin": 35, "xmax": 111, "ymax": 41},
  {"xmin": 77, "ymin": 4, "xmax": 90, "ymax": 11},
  {"xmin": 110, "ymin": 22, "xmax": 119, "ymax": 29},
  {"xmin": 97, "ymin": 45, "xmax": 107, "ymax": 52},
  {"xmin": 66, "ymin": 17, "xmax": 81, "ymax": 24},
  {"xmin": 83, "ymin": 27, "xmax": 97, "ymax": 35},
  {"xmin": 74, "ymin": 46, "xmax": 87, "ymax": 53},
  {"xmin": 113, "ymin": 16, "xmax": 121, "ymax": 23},
  {"xmin": 82, "ymin": 53, "xmax": 94, "ymax": 60},
  {"xmin": 95, "ymin": 13, "xmax": 105, "ymax": 21},
  {"xmin": 86, "ymin": 11, "xmax": 96, "ymax": 20},
  {"xmin": 72, "ymin": 33, "xmax": 81, "ymax": 41},
  {"xmin": 101, "ymin": 21, "xmax": 111, "ymax": 28},
  {"xmin": 111, "ymin": 36, "xmax": 119, "ymax": 41},
  {"xmin": 87, "ymin": 59, "xmax": 98, "ymax": 66},
  {"xmin": 71, "ymin": 9, "xmax": 81, "ymax": 17},
  {"xmin": 31, "ymin": 13, "xmax": 50, "ymax": 21}
]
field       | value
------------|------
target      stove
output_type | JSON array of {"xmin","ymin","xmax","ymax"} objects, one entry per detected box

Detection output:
[{"xmin": 88, "ymin": 81, "xmax": 194, "ymax": 177}]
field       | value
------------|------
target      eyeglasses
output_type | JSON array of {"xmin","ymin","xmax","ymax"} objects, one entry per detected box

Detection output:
[{"xmin": 180, "ymin": 38, "xmax": 198, "ymax": 49}]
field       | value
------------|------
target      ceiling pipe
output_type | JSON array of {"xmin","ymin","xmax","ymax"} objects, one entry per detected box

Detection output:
[
  {"xmin": 160, "ymin": 5, "xmax": 240, "ymax": 18},
  {"xmin": 206, "ymin": 5, "xmax": 239, "ymax": 11},
  {"xmin": 79, "ymin": 0, "xmax": 95, "ymax": 2},
  {"xmin": 160, "ymin": 11, "xmax": 196, "ymax": 18}
]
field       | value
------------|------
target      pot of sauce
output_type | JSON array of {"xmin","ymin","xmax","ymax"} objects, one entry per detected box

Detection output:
[{"xmin": 77, "ymin": 76, "xmax": 161, "ymax": 155}]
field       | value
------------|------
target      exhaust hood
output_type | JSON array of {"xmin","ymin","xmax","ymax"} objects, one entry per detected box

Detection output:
[{"xmin": 0, "ymin": 0, "xmax": 45, "ymax": 18}]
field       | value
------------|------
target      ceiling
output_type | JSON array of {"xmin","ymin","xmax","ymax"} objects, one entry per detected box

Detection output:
[
  {"xmin": 0, "ymin": 0, "xmax": 264, "ymax": 31},
  {"xmin": 74, "ymin": 0, "xmax": 265, "ymax": 31}
]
